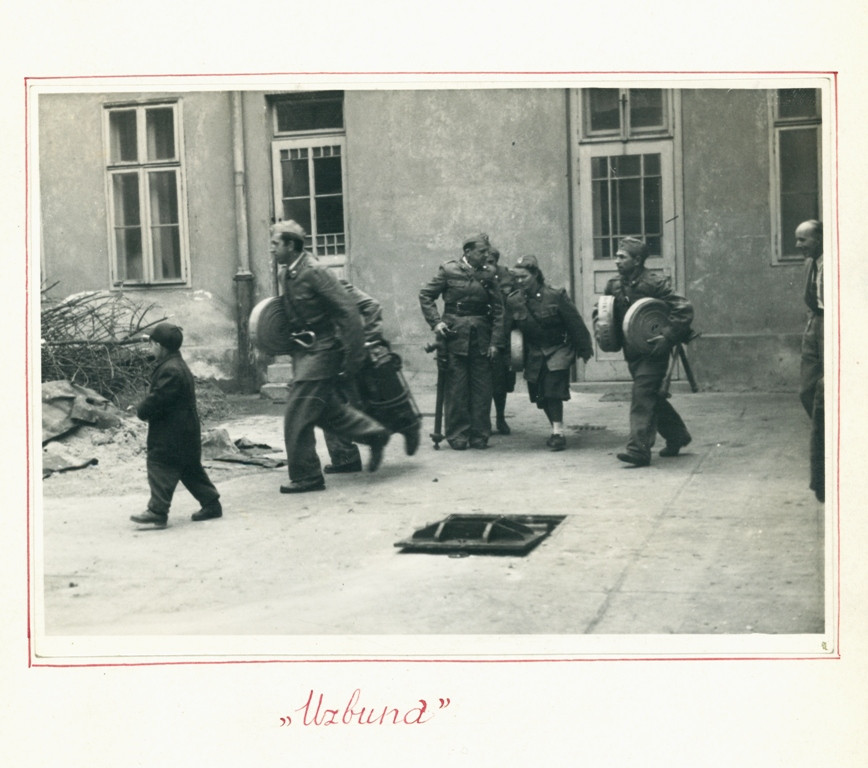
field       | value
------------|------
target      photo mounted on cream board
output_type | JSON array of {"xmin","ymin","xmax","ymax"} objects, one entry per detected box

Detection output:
[{"xmin": 28, "ymin": 72, "xmax": 837, "ymax": 664}]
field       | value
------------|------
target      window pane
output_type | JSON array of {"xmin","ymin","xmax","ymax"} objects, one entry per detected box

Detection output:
[
  {"xmin": 616, "ymin": 178, "xmax": 642, "ymax": 234},
  {"xmin": 630, "ymin": 89, "xmax": 664, "ymax": 128},
  {"xmin": 778, "ymin": 89, "xmax": 818, "ymax": 120},
  {"xmin": 643, "ymin": 153, "xmax": 660, "ymax": 176},
  {"xmin": 591, "ymin": 156, "xmax": 608, "ymax": 179},
  {"xmin": 315, "ymin": 195, "xmax": 344, "ymax": 235},
  {"xmin": 281, "ymin": 153, "xmax": 310, "ymax": 198},
  {"xmin": 152, "ymin": 226, "xmax": 182, "ymax": 280},
  {"xmin": 275, "ymin": 94, "xmax": 343, "ymax": 132},
  {"xmin": 115, "ymin": 228, "xmax": 143, "ymax": 282},
  {"xmin": 644, "ymin": 176, "xmax": 662, "ymax": 235},
  {"xmin": 588, "ymin": 89, "xmax": 620, "ymax": 132},
  {"xmin": 112, "ymin": 173, "xmax": 140, "ymax": 226},
  {"xmin": 146, "ymin": 107, "xmax": 175, "ymax": 160},
  {"xmin": 282, "ymin": 200, "xmax": 312, "ymax": 238},
  {"xmin": 592, "ymin": 179, "xmax": 611, "ymax": 237},
  {"xmin": 148, "ymin": 171, "xmax": 181, "ymax": 280},
  {"xmin": 316, "ymin": 233, "xmax": 346, "ymax": 256},
  {"xmin": 780, "ymin": 127, "xmax": 820, "ymax": 251},
  {"xmin": 612, "ymin": 155, "xmax": 640, "ymax": 178},
  {"xmin": 313, "ymin": 154, "xmax": 342, "ymax": 195},
  {"xmin": 109, "ymin": 110, "xmax": 137, "ymax": 162},
  {"xmin": 148, "ymin": 171, "xmax": 179, "ymax": 225}
]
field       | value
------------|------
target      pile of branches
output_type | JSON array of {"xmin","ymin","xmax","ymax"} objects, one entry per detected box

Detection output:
[{"xmin": 41, "ymin": 283, "xmax": 168, "ymax": 403}]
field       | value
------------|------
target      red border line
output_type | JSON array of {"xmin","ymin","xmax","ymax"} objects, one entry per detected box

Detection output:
[
  {"xmin": 29, "ymin": 654, "xmax": 840, "ymax": 668},
  {"xmin": 24, "ymin": 77, "xmax": 33, "ymax": 668},
  {"xmin": 23, "ymin": 69, "xmax": 838, "ymax": 83}
]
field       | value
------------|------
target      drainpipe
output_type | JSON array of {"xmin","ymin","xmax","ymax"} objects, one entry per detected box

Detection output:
[{"xmin": 231, "ymin": 91, "xmax": 256, "ymax": 393}]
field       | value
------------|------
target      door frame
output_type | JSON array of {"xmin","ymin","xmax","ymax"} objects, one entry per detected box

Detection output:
[{"xmin": 568, "ymin": 88, "xmax": 686, "ymax": 381}]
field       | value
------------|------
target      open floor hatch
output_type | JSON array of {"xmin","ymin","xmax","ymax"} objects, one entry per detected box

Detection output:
[{"xmin": 394, "ymin": 514, "xmax": 565, "ymax": 555}]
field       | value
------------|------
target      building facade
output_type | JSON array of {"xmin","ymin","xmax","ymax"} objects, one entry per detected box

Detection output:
[{"xmin": 36, "ymin": 85, "xmax": 826, "ymax": 390}]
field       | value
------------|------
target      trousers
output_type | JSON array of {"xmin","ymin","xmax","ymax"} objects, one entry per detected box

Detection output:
[
  {"xmin": 800, "ymin": 314, "xmax": 824, "ymax": 498},
  {"xmin": 323, "ymin": 377, "xmax": 363, "ymax": 468},
  {"xmin": 284, "ymin": 378, "xmax": 388, "ymax": 482},
  {"xmin": 146, "ymin": 456, "xmax": 220, "ymax": 516},
  {"xmin": 626, "ymin": 356, "xmax": 691, "ymax": 460},
  {"xmin": 445, "ymin": 337, "xmax": 493, "ymax": 443}
]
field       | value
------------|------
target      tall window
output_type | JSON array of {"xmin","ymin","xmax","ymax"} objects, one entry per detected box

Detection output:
[
  {"xmin": 583, "ymin": 88, "xmax": 671, "ymax": 140},
  {"xmin": 104, "ymin": 102, "xmax": 188, "ymax": 286},
  {"xmin": 270, "ymin": 92, "xmax": 347, "ymax": 259},
  {"xmin": 771, "ymin": 89, "xmax": 822, "ymax": 263}
]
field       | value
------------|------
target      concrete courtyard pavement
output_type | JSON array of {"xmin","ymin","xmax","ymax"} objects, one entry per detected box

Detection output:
[{"xmin": 38, "ymin": 380, "xmax": 828, "ymax": 657}]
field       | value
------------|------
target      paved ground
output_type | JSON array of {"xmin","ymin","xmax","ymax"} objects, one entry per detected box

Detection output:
[{"xmin": 37, "ymin": 380, "xmax": 827, "ymax": 658}]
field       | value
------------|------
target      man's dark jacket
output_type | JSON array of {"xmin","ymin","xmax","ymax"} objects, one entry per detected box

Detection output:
[{"xmin": 137, "ymin": 351, "xmax": 203, "ymax": 464}]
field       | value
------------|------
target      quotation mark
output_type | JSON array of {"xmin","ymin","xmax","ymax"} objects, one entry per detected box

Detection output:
[
  {"xmin": 279, "ymin": 716, "xmax": 292, "ymax": 726},
  {"xmin": 438, "ymin": 698, "xmax": 451, "ymax": 708}
]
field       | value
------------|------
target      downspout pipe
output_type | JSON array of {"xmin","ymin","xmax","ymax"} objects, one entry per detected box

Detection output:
[{"xmin": 231, "ymin": 91, "xmax": 256, "ymax": 393}]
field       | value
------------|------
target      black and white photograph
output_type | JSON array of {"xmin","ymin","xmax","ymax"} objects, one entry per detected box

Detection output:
[
  {"xmin": 31, "ymin": 76, "xmax": 834, "ymax": 659},
  {"xmin": 5, "ymin": 1, "xmax": 868, "ymax": 765}
]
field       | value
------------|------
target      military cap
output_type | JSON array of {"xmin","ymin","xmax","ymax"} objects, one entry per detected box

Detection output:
[
  {"xmin": 272, "ymin": 219, "xmax": 307, "ymax": 244},
  {"xmin": 462, "ymin": 233, "xmax": 490, "ymax": 250},
  {"xmin": 514, "ymin": 254, "xmax": 540, "ymax": 270}
]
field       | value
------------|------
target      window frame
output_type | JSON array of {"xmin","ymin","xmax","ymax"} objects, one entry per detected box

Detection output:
[
  {"xmin": 102, "ymin": 99, "xmax": 190, "ymax": 288},
  {"xmin": 271, "ymin": 135, "xmax": 348, "ymax": 264},
  {"xmin": 269, "ymin": 92, "xmax": 349, "ymax": 275},
  {"xmin": 269, "ymin": 91, "xmax": 345, "ymax": 137},
  {"xmin": 581, "ymin": 88, "xmax": 673, "ymax": 142},
  {"xmin": 769, "ymin": 88, "xmax": 822, "ymax": 265}
]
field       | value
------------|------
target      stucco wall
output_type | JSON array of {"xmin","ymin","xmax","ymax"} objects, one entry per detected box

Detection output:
[
  {"xmin": 343, "ymin": 88, "xmax": 572, "ymax": 374},
  {"xmin": 680, "ymin": 89, "xmax": 808, "ymax": 390},
  {"xmin": 38, "ymin": 92, "xmax": 242, "ymax": 382}
]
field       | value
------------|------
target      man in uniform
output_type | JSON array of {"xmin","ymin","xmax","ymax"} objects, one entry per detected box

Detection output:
[
  {"xmin": 419, "ymin": 234, "xmax": 505, "ymax": 449},
  {"xmin": 796, "ymin": 219, "xmax": 824, "ymax": 503},
  {"xmin": 271, "ymin": 220, "xmax": 390, "ymax": 493},
  {"xmin": 485, "ymin": 246, "xmax": 516, "ymax": 435},
  {"xmin": 605, "ymin": 237, "xmax": 693, "ymax": 467},
  {"xmin": 323, "ymin": 279, "xmax": 421, "ymax": 473}
]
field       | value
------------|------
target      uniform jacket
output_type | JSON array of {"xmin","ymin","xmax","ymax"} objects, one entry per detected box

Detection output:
[
  {"xmin": 136, "ymin": 351, "xmax": 203, "ymax": 465},
  {"xmin": 803, "ymin": 254, "xmax": 824, "ymax": 315},
  {"xmin": 490, "ymin": 264, "xmax": 516, "ymax": 350},
  {"xmin": 604, "ymin": 267, "xmax": 694, "ymax": 361},
  {"xmin": 419, "ymin": 258, "xmax": 505, "ymax": 355},
  {"xmin": 278, "ymin": 252, "xmax": 366, "ymax": 381},
  {"xmin": 508, "ymin": 283, "xmax": 593, "ymax": 380},
  {"xmin": 341, "ymin": 279, "xmax": 385, "ymax": 345}
]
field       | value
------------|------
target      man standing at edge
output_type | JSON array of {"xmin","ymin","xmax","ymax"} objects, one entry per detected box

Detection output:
[
  {"xmin": 272, "ymin": 220, "xmax": 389, "ymax": 493},
  {"xmin": 419, "ymin": 234, "xmax": 505, "ymax": 449},
  {"xmin": 605, "ymin": 236, "xmax": 694, "ymax": 467},
  {"xmin": 796, "ymin": 219, "xmax": 825, "ymax": 503}
]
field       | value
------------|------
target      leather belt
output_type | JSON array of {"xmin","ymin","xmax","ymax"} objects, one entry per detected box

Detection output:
[{"xmin": 444, "ymin": 301, "xmax": 491, "ymax": 317}]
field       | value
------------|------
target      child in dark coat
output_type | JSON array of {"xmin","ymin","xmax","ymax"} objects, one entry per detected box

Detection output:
[{"xmin": 130, "ymin": 323, "xmax": 222, "ymax": 529}]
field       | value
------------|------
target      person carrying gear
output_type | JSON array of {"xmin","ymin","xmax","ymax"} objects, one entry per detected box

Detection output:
[
  {"xmin": 271, "ymin": 220, "xmax": 389, "ymax": 493},
  {"xmin": 603, "ymin": 237, "xmax": 694, "ymax": 467}
]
